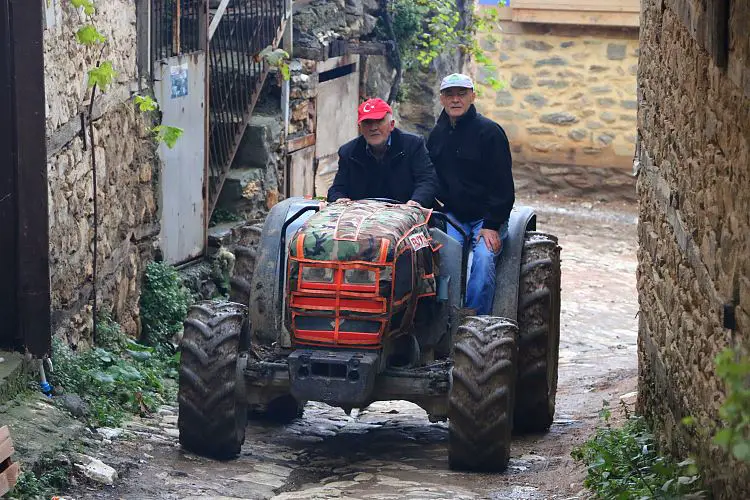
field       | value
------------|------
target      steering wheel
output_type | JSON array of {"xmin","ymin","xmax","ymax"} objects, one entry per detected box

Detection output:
[{"xmin": 363, "ymin": 197, "xmax": 403, "ymax": 204}]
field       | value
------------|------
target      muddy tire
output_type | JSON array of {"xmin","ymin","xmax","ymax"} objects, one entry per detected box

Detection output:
[
  {"xmin": 178, "ymin": 301, "xmax": 248, "ymax": 459},
  {"xmin": 513, "ymin": 232, "xmax": 561, "ymax": 433},
  {"xmin": 449, "ymin": 316, "xmax": 518, "ymax": 472}
]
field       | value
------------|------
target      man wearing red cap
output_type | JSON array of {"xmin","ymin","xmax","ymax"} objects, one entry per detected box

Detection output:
[{"xmin": 326, "ymin": 98, "xmax": 438, "ymax": 207}]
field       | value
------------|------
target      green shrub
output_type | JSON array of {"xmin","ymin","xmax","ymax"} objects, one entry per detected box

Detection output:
[
  {"xmin": 50, "ymin": 313, "xmax": 179, "ymax": 427},
  {"xmin": 7, "ymin": 453, "xmax": 72, "ymax": 499},
  {"xmin": 572, "ymin": 401, "xmax": 706, "ymax": 499},
  {"xmin": 139, "ymin": 261, "xmax": 192, "ymax": 351},
  {"xmin": 712, "ymin": 347, "xmax": 750, "ymax": 462}
]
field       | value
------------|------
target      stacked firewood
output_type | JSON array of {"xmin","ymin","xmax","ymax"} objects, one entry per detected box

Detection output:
[{"xmin": 0, "ymin": 426, "xmax": 19, "ymax": 496}]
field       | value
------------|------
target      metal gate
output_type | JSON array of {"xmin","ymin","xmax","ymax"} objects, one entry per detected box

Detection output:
[
  {"xmin": 0, "ymin": 0, "xmax": 51, "ymax": 356},
  {"xmin": 151, "ymin": 0, "xmax": 208, "ymax": 264}
]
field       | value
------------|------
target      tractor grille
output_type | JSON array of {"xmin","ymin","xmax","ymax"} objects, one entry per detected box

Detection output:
[{"xmin": 289, "ymin": 264, "xmax": 387, "ymax": 348}]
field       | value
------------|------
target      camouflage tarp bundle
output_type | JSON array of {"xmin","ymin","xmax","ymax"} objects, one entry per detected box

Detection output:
[{"xmin": 286, "ymin": 200, "xmax": 439, "ymax": 346}]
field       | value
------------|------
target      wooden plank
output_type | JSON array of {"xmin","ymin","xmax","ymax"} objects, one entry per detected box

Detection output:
[
  {"xmin": 287, "ymin": 133, "xmax": 316, "ymax": 153},
  {"xmin": 288, "ymin": 145, "xmax": 316, "ymax": 197},
  {"xmin": 0, "ymin": 427, "xmax": 9, "ymax": 443},
  {"xmin": 10, "ymin": 0, "xmax": 51, "ymax": 357},
  {"xmin": 0, "ymin": 0, "xmax": 18, "ymax": 352},
  {"xmin": 512, "ymin": 8, "xmax": 640, "ymax": 27},
  {"xmin": 315, "ymin": 62, "xmax": 359, "ymax": 159},
  {"xmin": 0, "ymin": 436, "xmax": 14, "ymax": 463},
  {"xmin": 511, "ymin": 0, "xmax": 640, "ymax": 13},
  {"xmin": 0, "ymin": 462, "xmax": 20, "ymax": 497}
]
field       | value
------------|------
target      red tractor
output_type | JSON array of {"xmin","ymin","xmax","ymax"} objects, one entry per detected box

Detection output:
[{"xmin": 177, "ymin": 198, "xmax": 561, "ymax": 472}]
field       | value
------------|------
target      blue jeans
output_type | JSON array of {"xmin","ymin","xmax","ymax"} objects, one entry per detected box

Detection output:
[{"xmin": 446, "ymin": 216, "xmax": 508, "ymax": 316}]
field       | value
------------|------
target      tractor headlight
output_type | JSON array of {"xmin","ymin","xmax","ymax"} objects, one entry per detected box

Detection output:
[
  {"xmin": 344, "ymin": 269, "xmax": 376, "ymax": 285},
  {"xmin": 302, "ymin": 266, "xmax": 334, "ymax": 283}
]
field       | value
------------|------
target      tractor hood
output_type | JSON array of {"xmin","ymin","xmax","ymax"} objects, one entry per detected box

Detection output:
[{"xmin": 288, "ymin": 199, "xmax": 433, "ymax": 264}]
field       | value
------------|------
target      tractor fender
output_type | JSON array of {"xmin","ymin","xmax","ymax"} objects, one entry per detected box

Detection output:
[
  {"xmin": 491, "ymin": 206, "xmax": 537, "ymax": 321},
  {"xmin": 249, "ymin": 197, "xmax": 318, "ymax": 346}
]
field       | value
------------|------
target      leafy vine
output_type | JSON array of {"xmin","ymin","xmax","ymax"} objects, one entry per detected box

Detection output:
[
  {"xmin": 70, "ymin": 0, "xmax": 183, "ymax": 148},
  {"xmin": 382, "ymin": 0, "xmax": 508, "ymax": 101}
]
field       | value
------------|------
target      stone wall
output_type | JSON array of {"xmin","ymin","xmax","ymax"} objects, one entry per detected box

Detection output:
[
  {"xmin": 473, "ymin": 11, "xmax": 638, "ymax": 173},
  {"xmin": 637, "ymin": 0, "xmax": 750, "ymax": 497},
  {"xmin": 44, "ymin": 1, "xmax": 159, "ymax": 347}
]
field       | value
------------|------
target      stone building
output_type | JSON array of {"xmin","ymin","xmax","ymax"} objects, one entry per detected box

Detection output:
[
  {"xmin": 636, "ymin": 0, "xmax": 750, "ymax": 496},
  {"xmin": 473, "ymin": 1, "xmax": 639, "ymax": 201},
  {"xmin": 42, "ymin": 0, "xmax": 159, "ymax": 347}
]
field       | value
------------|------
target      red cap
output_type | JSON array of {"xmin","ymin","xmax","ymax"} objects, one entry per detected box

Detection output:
[{"xmin": 357, "ymin": 98, "xmax": 392, "ymax": 123}]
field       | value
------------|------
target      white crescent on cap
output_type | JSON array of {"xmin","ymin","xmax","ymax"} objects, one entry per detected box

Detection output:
[{"xmin": 363, "ymin": 102, "xmax": 375, "ymax": 112}]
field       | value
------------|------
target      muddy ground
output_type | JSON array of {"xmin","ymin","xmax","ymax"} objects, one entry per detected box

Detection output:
[{"xmin": 66, "ymin": 195, "xmax": 640, "ymax": 500}]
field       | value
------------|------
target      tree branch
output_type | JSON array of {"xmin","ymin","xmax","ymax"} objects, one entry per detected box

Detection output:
[{"xmin": 378, "ymin": 0, "xmax": 402, "ymax": 105}]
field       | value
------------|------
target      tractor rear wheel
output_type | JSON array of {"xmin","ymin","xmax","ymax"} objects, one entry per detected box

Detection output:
[
  {"xmin": 449, "ymin": 316, "xmax": 518, "ymax": 472},
  {"xmin": 178, "ymin": 301, "xmax": 248, "ymax": 459},
  {"xmin": 513, "ymin": 232, "xmax": 561, "ymax": 433}
]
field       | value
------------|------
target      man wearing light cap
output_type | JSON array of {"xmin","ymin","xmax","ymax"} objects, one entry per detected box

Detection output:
[
  {"xmin": 427, "ymin": 73, "xmax": 515, "ymax": 315},
  {"xmin": 327, "ymin": 98, "xmax": 438, "ymax": 207}
]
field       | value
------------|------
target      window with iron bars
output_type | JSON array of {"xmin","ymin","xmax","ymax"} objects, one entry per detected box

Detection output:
[{"xmin": 151, "ymin": 0, "xmax": 204, "ymax": 64}]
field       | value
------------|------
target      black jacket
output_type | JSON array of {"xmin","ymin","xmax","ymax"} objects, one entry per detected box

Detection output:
[
  {"xmin": 427, "ymin": 105, "xmax": 514, "ymax": 230},
  {"xmin": 327, "ymin": 128, "xmax": 438, "ymax": 207}
]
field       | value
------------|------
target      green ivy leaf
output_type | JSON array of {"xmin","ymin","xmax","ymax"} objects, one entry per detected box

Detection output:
[
  {"xmin": 76, "ymin": 25, "xmax": 106, "ymax": 45},
  {"xmin": 152, "ymin": 125, "xmax": 184, "ymax": 149},
  {"xmin": 680, "ymin": 416, "xmax": 696, "ymax": 427},
  {"xmin": 257, "ymin": 46, "xmax": 289, "ymax": 67},
  {"xmin": 93, "ymin": 371, "xmax": 115, "ymax": 384},
  {"xmin": 109, "ymin": 364, "xmax": 143, "ymax": 382},
  {"xmin": 134, "ymin": 94, "xmax": 159, "ymax": 113},
  {"xmin": 732, "ymin": 441, "xmax": 750, "ymax": 461},
  {"xmin": 713, "ymin": 428, "xmax": 733, "ymax": 448},
  {"xmin": 87, "ymin": 61, "xmax": 117, "ymax": 90},
  {"xmin": 280, "ymin": 64, "xmax": 290, "ymax": 81},
  {"xmin": 126, "ymin": 350, "xmax": 153, "ymax": 362},
  {"xmin": 71, "ymin": 0, "xmax": 95, "ymax": 16}
]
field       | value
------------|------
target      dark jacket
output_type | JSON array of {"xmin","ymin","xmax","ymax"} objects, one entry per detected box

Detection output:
[
  {"xmin": 327, "ymin": 128, "xmax": 438, "ymax": 207},
  {"xmin": 427, "ymin": 105, "xmax": 514, "ymax": 230}
]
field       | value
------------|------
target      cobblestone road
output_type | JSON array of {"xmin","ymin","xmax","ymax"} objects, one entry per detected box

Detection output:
[{"xmin": 68, "ymin": 197, "xmax": 639, "ymax": 500}]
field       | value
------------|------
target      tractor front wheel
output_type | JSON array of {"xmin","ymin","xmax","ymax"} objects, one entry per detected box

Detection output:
[
  {"xmin": 178, "ymin": 301, "xmax": 248, "ymax": 459},
  {"xmin": 448, "ymin": 316, "xmax": 518, "ymax": 472}
]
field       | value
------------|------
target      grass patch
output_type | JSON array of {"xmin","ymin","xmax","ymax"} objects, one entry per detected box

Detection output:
[
  {"xmin": 572, "ymin": 401, "xmax": 707, "ymax": 499},
  {"xmin": 209, "ymin": 207, "xmax": 242, "ymax": 227},
  {"xmin": 7, "ymin": 453, "xmax": 73, "ymax": 499}
]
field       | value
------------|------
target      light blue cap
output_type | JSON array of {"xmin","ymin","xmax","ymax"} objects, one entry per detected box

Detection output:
[{"xmin": 440, "ymin": 73, "xmax": 474, "ymax": 91}]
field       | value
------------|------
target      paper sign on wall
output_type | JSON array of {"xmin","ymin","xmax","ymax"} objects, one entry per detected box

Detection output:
[{"xmin": 170, "ymin": 63, "xmax": 188, "ymax": 98}]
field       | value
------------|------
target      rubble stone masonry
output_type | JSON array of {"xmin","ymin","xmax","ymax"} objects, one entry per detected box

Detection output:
[
  {"xmin": 473, "ymin": 17, "xmax": 638, "ymax": 201},
  {"xmin": 637, "ymin": 0, "xmax": 750, "ymax": 496},
  {"xmin": 44, "ymin": 1, "xmax": 158, "ymax": 346},
  {"xmin": 474, "ymin": 24, "xmax": 639, "ymax": 168}
]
